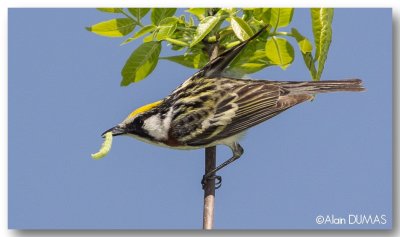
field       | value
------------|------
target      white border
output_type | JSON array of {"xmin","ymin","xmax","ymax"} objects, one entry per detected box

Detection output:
[
  {"xmin": 2, "ymin": 0, "xmax": 400, "ymax": 7},
  {"xmin": 1, "ymin": 0, "xmax": 399, "ymax": 236}
]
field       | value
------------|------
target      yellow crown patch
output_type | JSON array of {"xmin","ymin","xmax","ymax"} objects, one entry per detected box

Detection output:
[{"xmin": 127, "ymin": 100, "xmax": 162, "ymax": 119}]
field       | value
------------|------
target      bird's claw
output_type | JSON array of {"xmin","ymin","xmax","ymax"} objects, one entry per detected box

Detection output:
[{"xmin": 201, "ymin": 174, "xmax": 222, "ymax": 189}]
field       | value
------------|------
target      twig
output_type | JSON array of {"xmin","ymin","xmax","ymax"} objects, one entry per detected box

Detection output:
[
  {"xmin": 203, "ymin": 146, "xmax": 216, "ymax": 229},
  {"xmin": 202, "ymin": 37, "xmax": 220, "ymax": 230}
]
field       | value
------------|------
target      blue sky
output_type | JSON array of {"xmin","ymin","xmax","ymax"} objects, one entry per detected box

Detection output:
[{"xmin": 8, "ymin": 8, "xmax": 392, "ymax": 229}]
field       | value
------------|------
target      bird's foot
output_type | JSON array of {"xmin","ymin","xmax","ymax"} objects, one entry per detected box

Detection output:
[{"xmin": 201, "ymin": 174, "xmax": 222, "ymax": 190}]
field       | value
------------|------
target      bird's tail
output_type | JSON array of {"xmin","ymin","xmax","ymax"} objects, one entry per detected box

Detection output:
[{"xmin": 274, "ymin": 79, "xmax": 365, "ymax": 94}]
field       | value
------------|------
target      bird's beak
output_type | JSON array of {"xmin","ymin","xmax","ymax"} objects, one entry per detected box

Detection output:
[{"xmin": 101, "ymin": 125, "xmax": 125, "ymax": 138}]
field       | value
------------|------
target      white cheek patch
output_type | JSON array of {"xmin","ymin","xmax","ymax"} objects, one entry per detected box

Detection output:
[
  {"xmin": 143, "ymin": 109, "xmax": 173, "ymax": 141},
  {"xmin": 143, "ymin": 115, "xmax": 165, "ymax": 140},
  {"xmin": 162, "ymin": 108, "xmax": 173, "ymax": 131}
]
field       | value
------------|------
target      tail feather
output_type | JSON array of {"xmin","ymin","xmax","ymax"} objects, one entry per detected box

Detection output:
[{"xmin": 273, "ymin": 79, "xmax": 365, "ymax": 94}]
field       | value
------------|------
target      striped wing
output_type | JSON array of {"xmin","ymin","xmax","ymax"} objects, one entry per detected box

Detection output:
[
  {"xmin": 169, "ymin": 79, "xmax": 310, "ymax": 146},
  {"xmin": 185, "ymin": 82, "xmax": 280, "ymax": 146},
  {"xmin": 209, "ymin": 92, "xmax": 312, "ymax": 143}
]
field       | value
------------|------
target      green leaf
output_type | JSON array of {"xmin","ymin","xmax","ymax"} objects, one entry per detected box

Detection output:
[
  {"xmin": 291, "ymin": 28, "xmax": 312, "ymax": 53},
  {"xmin": 298, "ymin": 37, "xmax": 313, "ymax": 53},
  {"xmin": 170, "ymin": 44, "xmax": 186, "ymax": 51},
  {"xmin": 150, "ymin": 8, "xmax": 177, "ymax": 25},
  {"xmin": 242, "ymin": 9, "xmax": 254, "ymax": 21},
  {"xmin": 123, "ymin": 25, "xmax": 157, "ymax": 45},
  {"xmin": 161, "ymin": 53, "xmax": 208, "ymax": 69},
  {"xmin": 128, "ymin": 8, "xmax": 150, "ymax": 20},
  {"xmin": 252, "ymin": 8, "xmax": 269, "ymax": 22},
  {"xmin": 190, "ymin": 16, "xmax": 221, "ymax": 47},
  {"xmin": 156, "ymin": 17, "xmax": 178, "ymax": 41},
  {"xmin": 219, "ymin": 29, "xmax": 238, "ymax": 47},
  {"xmin": 186, "ymin": 8, "xmax": 206, "ymax": 20},
  {"xmin": 165, "ymin": 38, "xmax": 189, "ymax": 47},
  {"xmin": 311, "ymin": 8, "xmax": 334, "ymax": 80},
  {"xmin": 311, "ymin": 8, "xmax": 333, "ymax": 60},
  {"xmin": 121, "ymin": 41, "xmax": 162, "ymax": 85},
  {"xmin": 96, "ymin": 8, "xmax": 123, "ymax": 13},
  {"xmin": 143, "ymin": 33, "xmax": 154, "ymax": 42},
  {"xmin": 134, "ymin": 25, "xmax": 157, "ymax": 38},
  {"xmin": 224, "ymin": 40, "xmax": 241, "ymax": 49},
  {"xmin": 179, "ymin": 15, "xmax": 186, "ymax": 23},
  {"xmin": 86, "ymin": 18, "xmax": 135, "ymax": 37},
  {"xmin": 120, "ymin": 25, "xmax": 157, "ymax": 46},
  {"xmin": 219, "ymin": 8, "xmax": 236, "ymax": 16},
  {"xmin": 231, "ymin": 17, "xmax": 254, "ymax": 41},
  {"xmin": 230, "ymin": 40, "xmax": 270, "ymax": 74},
  {"xmin": 120, "ymin": 37, "xmax": 135, "ymax": 46},
  {"xmin": 269, "ymin": 8, "xmax": 294, "ymax": 30},
  {"xmin": 291, "ymin": 28, "xmax": 317, "ymax": 80},
  {"xmin": 265, "ymin": 37, "xmax": 294, "ymax": 70},
  {"xmin": 189, "ymin": 16, "xmax": 195, "ymax": 26}
]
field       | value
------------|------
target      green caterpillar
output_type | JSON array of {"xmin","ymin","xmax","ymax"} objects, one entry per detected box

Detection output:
[{"xmin": 91, "ymin": 131, "xmax": 113, "ymax": 159}]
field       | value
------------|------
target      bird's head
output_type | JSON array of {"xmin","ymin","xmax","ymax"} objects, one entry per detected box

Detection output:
[{"xmin": 101, "ymin": 100, "xmax": 163, "ymax": 139}]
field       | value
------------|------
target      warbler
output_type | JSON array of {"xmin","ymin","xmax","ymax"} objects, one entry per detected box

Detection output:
[{"xmin": 102, "ymin": 26, "xmax": 364, "ymax": 188}]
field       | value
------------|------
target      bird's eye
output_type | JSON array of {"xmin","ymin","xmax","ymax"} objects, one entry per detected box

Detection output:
[{"xmin": 136, "ymin": 118, "xmax": 144, "ymax": 127}]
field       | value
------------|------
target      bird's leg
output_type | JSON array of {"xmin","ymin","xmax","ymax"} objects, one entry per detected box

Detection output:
[{"xmin": 201, "ymin": 143, "xmax": 244, "ymax": 189}]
